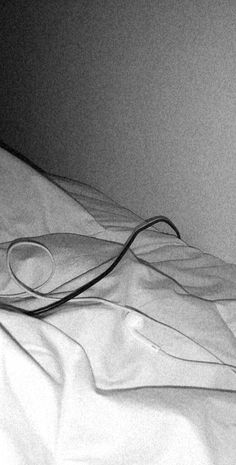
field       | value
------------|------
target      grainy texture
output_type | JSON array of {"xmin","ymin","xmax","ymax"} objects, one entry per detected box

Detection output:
[{"xmin": 1, "ymin": 1, "xmax": 236, "ymax": 262}]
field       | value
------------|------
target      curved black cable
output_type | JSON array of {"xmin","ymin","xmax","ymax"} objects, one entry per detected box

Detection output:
[{"xmin": 0, "ymin": 216, "xmax": 180, "ymax": 317}]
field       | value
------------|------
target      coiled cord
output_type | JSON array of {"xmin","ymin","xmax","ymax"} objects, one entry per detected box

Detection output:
[
  {"xmin": 1, "ymin": 216, "xmax": 180, "ymax": 317},
  {"xmin": 1, "ymin": 216, "xmax": 236, "ymax": 374}
]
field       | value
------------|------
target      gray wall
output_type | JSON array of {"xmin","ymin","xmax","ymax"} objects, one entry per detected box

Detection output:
[{"xmin": 1, "ymin": 1, "xmax": 236, "ymax": 263}]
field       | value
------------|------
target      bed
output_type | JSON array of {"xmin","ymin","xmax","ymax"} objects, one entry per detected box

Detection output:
[{"xmin": 0, "ymin": 145, "xmax": 236, "ymax": 464}]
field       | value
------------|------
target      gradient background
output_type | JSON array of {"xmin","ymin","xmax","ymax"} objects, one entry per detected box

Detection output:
[{"xmin": 1, "ymin": 0, "xmax": 236, "ymax": 263}]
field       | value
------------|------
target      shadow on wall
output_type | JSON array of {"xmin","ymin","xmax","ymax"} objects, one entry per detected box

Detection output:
[{"xmin": 1, "ymin": 1, "xmax": 236, "ymax": 263}]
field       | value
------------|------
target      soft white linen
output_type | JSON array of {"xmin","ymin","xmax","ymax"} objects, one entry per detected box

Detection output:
[
  {"xmin": 0, "ymin": 148, "xmax": 236, "ymax": 464},
  {"xmin": 0, "ymin": 148, "xmax": 103, "ymax": 242}
]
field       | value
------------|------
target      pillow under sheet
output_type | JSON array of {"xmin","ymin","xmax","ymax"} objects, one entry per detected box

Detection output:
[
  {"xmin": 0, "ymin": 233, "xmax": 122, "ymax": 297},
  {"xmin": 0, "ymin": 147, "xmax": 104, "ymax": 243}
]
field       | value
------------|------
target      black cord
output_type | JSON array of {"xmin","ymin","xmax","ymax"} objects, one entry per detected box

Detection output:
[
  {"xmin": 0, "ymin": 216, "xmax": 180, "ymax": 318},
  {"xmin": 2, "ymin": 218, "xmax": 236, "ymax": 374}
]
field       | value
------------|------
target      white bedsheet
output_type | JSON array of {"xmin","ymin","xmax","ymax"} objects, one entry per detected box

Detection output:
[{"xmin": 0, "ymin": 148, "xmax": 236, "ymax": 464}]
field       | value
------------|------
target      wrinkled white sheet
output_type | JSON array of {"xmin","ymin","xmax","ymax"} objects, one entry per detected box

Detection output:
[{"xmin": 0, "ymin": 147, "xmax": 236, "ymax": 464}]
